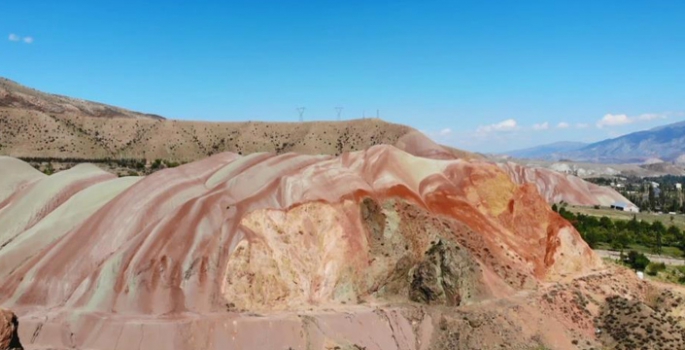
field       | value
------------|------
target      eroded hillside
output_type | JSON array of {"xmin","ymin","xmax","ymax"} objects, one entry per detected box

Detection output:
[{"xmin": 1, "ymin": 141, "xmax": 670, "ymax": 350}]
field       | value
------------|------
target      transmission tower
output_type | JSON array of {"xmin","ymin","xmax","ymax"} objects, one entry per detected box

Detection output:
[
  {"xmin": 297, "ymin": 107, "xmax": 305, "ymax": 122},
  {"xmin": 335, "ymin": 106, "xmax": 343, "ymax": 121}
]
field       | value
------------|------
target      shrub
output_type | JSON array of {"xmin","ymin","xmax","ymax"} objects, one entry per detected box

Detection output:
[
  {"xmin": 625, "ymin": 250, "xmax": 650, "ymax": 271},
  {"xmin": 43, "ymin": 162, "xmax": 54, "ymax": 175},
  {"xmin": 151, "ymin": 159, "xmax": 163, "ymax": 170},
  {"xmin": 675, "ymin": 266, "xmax": 685, "ymax": 283},
  {"xmin": 645, "ymin": 262, "xmax": 666, "ymax": 276}
]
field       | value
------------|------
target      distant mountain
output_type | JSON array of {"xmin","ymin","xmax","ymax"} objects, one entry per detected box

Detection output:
[
  {"xmin": 563, "ymin": 120, "xmax": 685, "ymax": 163},
  {"xmin": 503, "ymin": 120, "xmax": 685, "ymax": 163},
  {"xmin": 502, "ymin": 141, "xmax": 587, "ymax": 160}
]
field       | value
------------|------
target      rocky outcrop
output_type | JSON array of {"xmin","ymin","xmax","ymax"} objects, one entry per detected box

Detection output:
[
  {"xmin": 0, "ymin": 309, "xmax": 21, "ymax": 350},
  {"xmin": 408, "ymin": 239, "xmax": 475, "ymax": 306}
]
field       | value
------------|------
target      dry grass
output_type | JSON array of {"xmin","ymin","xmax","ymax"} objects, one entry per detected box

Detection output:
[{"xmin": 0, "ymin": 108, "xmax": 420, "ymax": 161}]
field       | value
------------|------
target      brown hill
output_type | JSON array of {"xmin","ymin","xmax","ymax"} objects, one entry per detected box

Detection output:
[
  {"xmin": 0, "ymin": 77, "xmax": 164, "ymax": 120},
  {"xmin": 0, "ymin": 77, "xmax": 477, "ymax": 162},
  {"xmin": 0, "ymin": 81, "xmax": 477, "ymax": 161}
]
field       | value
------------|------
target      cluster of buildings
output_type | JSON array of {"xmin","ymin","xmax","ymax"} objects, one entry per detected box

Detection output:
[{"xmin": 609, "ymin": 181, "xmax": 683, "ymax": 214}]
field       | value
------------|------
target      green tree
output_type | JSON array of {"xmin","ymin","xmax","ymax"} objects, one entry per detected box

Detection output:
[
  {"xmin": 626, "ymin": 250, "xmax": 650, "ymax": 271},
  {"xmin": 666, "ymin": 225, "xmax": 682, "ymax": 247},
  {"xmin": 649, "ymin": 185, "xmax": 656, "ymax": 211},
  {"xmin": 599, "ymin": 216, "xmax": 614, "ymax": 231},
  {"xmin": 651, "ymin": 221, "xmax": 666, "ymax": 254},
  {"xmin": 151, "ymin": 159, "xmax": 163, "ymax": 170},
  {"xmin": 558, "ymin": 207, "xmax": 575, "ymax": 222},
  {"xmin": 611, "ymin": 230, "xmax": 632, "ymax": 252},
  {"xmin": 669, "ymin": 201, "xmax": 680, "ymax": 213},
  {"xmin": 646, "ymin": 262, "xmax": 666, "ymax": 276},
  {"xmin": 582, "ymin": 226, "xmax": 606, "ymax": 249}
]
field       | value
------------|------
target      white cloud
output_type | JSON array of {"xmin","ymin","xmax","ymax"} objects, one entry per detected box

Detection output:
[
  {"xmin": 596, "ymin": 114, "xmax": 632, "ymax": 128},
  {"xmin": 637, "ymin": 113, "xmax": 665, "ymax": 121},
  {"xmin": 532, "ymin": 122, "xmax": 549, "ymax": 130},
  {"xmin": 477, "ymin": 118, "xmax": 518, "ymax": 133},
  {"xmin": 420, "ymin": 127, "xmax": 456, "ymax": 142},
  {"xmin": 596, "ymin": 112, "xmax": 668, "ymax": 128},
  {"xmin": 8, "ymin": 33, "xmax": 33, "ymax": 44},
  {"xmin": 557, "ymin": 122, "xmax": 570, "ymax": 129}
]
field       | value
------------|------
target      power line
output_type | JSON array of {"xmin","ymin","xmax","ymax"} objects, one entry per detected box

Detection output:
[
  {"xmin": 297, "ymin": 107, "xmax": 305, "ymax": 122},
  {"xmin": 335, "ymin": 106, "xmax": 343, "ymax": 121}
]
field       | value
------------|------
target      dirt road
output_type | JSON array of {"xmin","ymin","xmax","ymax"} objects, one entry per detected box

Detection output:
[{"xmin": 595, "ymin": 249, "xmax": 685, "ymax": 266}]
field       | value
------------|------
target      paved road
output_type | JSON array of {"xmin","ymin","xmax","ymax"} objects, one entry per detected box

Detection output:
[{"xmin": 595, "ymin": 249, "xmax": 685, "ymax": 266}]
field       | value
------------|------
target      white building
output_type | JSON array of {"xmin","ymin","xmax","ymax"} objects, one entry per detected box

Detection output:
[
  {"xmin": 676, "ymin": 183, "xmax": 682, "ymax": 190},
  {"xmin": 610, "ymin": 201, "xmax": 640, "ymax": 213}
]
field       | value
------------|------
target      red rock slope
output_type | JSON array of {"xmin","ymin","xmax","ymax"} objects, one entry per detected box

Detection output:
[
  {"xmin": 497, "ymin": 160, "xmax": 632, "ymax": 206},
  {"xmin": 0, "ymin": 144, "xmax": 602, "ymax": 349},
  {"xmin": 394, "ymin": 131, "xmax": 631, "ymax": 206}
]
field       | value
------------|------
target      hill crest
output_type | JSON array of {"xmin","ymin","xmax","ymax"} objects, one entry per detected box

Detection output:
[{"xmin": 0, "ymin": 77, "xmax": 164, "ymax": 120}]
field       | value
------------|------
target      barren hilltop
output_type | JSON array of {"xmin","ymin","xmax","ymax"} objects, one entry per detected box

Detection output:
[{"xmin": 0, "ymin": 77, "xmax": 475, "ymax": 162}]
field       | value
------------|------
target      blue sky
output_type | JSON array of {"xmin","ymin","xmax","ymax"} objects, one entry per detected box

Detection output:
[{"xmin": 2, "ymin": 1, "xmax": 684, "ymax": 153}]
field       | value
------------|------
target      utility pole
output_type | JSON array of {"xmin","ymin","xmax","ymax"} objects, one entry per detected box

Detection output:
[
  {"xmin": 297, "ymin": 107, "xmax": 305, "ymax": 122},
  {"xmin": 376, "ymin": 109, "xmax": 379, "ymax": 119},
  {"xmin": 335, "ymin": 106, "xmax": 343, "ymax": 121}
]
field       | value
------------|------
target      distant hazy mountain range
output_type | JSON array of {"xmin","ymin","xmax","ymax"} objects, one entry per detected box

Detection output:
[
  {"xmin": 503, "ymin": 120, "xmax": 685, "ymax": 164},
  {"xmin": 503, "ymin": 141, "xmax": 588, "ymax": 160}
]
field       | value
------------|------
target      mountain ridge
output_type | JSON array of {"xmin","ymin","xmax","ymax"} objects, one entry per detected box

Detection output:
[
  {"xmin": 501, "ymin": 119, "xmax": 685, "ymax": 163},
  {"xmin": 502, "ymin": 141, "xmax": 588, "ymax": 160}
]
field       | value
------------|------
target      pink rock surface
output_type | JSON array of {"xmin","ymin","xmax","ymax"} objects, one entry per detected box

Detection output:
[
  {"xmin": 498, "ymin": 161, "xmax": 631, "ymax": 206},
  {"xmin": 0, "ymin": 141, "xmax": 618, "ymax": 349}
]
